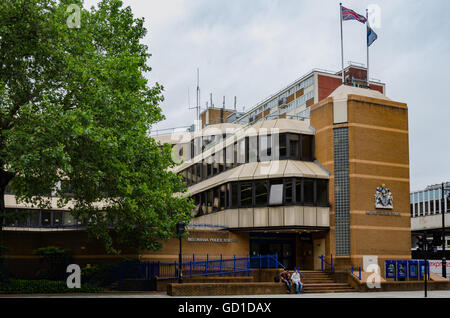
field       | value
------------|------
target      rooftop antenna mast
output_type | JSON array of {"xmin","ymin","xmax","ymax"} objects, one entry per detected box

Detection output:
[{"xmin": 188, "ymin": 68, "xmax": 201, "ymax": 131}]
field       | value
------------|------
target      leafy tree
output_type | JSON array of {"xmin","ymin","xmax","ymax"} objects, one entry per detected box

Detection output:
[{"xmin": 0, "ymin": 0, "xmax": 193, "ymax": 255}]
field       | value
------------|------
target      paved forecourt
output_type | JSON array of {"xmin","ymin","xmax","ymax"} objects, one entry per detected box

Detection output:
[{"xmin": 3, "ymin": 290, "xmax": 450, "ymax": 298}]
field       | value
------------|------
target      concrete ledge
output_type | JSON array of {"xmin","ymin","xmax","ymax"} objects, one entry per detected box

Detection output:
[
  {"xmin": 156, "ymin": 276, "xmax": 254, "ymax": 292},
  {"xmin": 167, "ymin": 282, "xmax": 287, "ymax": 296},
  {"xmin": 346, "ymin": 272, "xmax": 450, "ymax": 292}
]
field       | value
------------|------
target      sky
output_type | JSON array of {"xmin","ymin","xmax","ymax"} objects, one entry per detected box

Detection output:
[{"xmin": 83, "ymin": 0, "xmax": 450, "ymax": 192}]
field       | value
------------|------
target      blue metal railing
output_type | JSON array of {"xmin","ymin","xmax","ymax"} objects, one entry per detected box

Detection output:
[
  {"xmin": 117, "ymin": 254, "xmax": 280, "ymax": 286},
  {"xmin": 348, "ymin": 266, "xmax": 362, "ymax": 280},
  {"xmin": 318, "ymin": 254, "xmax": 335, "ymax": 272}
]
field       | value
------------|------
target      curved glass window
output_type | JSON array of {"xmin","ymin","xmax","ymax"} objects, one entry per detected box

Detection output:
[
  {"xmin": 191, "ymin": 177, "xmax": 329, "ymax": 215},
  {"xmin": 181, "ymin": 133, "xmax": 315, "ymax": 187},
  {"xmin": 255, "ymin": 180, "xmax": 268, "ymax": 206},
  {"xmin": 240, "ymin": 181, "xmax": 253, "ymax": 208}
]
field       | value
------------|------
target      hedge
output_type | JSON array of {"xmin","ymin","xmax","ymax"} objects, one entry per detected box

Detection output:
[{"xmin": 0, "ymin": 279, "xmax": 103, "ymax": 294}]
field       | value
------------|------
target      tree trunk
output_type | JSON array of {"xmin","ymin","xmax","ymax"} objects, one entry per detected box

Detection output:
[{"xmin": 0, "ymin": 170, "xmax": 14, "ymax": 260}]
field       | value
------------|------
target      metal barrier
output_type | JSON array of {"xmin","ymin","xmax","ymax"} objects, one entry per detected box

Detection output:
[
  {"xmin": 318, "ymin": 254, "xmax": 335, "ymax": 272},
  {"xmin": 349, "ymin": 266, "xmax": 362, "ymax": 280},
  {"xmin": 117, "ymin": 254, "xmax": 280, "ymax": 287}
]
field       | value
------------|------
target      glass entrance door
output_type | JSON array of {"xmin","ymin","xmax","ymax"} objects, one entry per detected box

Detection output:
[{"xmin": 250, "ymin": 233, "xmax": 296, "ymax": 269}]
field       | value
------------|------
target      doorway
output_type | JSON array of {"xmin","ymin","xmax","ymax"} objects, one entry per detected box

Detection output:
[
  {"xmin": 313, "ymin": 238, "xmax": 325, "ymax": 270},
  {"xmin": 250, "ymin": 233, "xmax": 296, "ymax": 269}
]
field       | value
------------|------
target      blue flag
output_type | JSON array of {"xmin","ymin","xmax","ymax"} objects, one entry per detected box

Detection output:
[{"xmin": 367, "ymin": 24, "xmax": 378, "ymax": 47}]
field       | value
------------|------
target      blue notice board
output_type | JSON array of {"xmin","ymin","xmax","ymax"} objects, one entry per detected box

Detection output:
[
  {"xmin": 419, "ymin": 261, "xmax": 430, "ymax": 279},
  {"xmin": 408, "ymin": 260, "xmax": 419, "ymax": 279},
  {"xmin": 385, "ymin": 260, "xmax": 396, "ymax": 279},
  {"xmin": 397, "ymin": 261, "xmax": 407, "ymax": 279}
]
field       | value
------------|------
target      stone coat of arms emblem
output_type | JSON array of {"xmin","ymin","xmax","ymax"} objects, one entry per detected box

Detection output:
[{"xmin": 375, "ymin": 184, "xmax": 393, "ymax": 209}]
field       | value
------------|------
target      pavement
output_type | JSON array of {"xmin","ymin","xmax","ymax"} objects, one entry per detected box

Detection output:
[{"xmin": 2, "ymin": 290, "xmax": 450, "ymax": 298}]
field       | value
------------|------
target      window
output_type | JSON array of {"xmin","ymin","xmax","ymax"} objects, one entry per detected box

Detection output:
[
  {"xmin": 255, "ymin": 180, "xmax": 268, "ymax": 206},
  {"xmin": 219, "ymin": 185, "xmax": 226, "ymax": 211},
  {"xmin": 295, "ymin": 179, "xmax": 302, "ymax": 204},
  {"xmin": 285, "ymin": 179, "xmax": 294, "ymax": 204},
  {"xmin": 194, "ymin": 194, "xmax": 201, "ymax": 216},
  {"xmin": 207, "ymin": 156, "xmax": 213, "ymax": 177},
  {"xmin": 213, "ymin": 187, "xmax": 220, "ymax": 212},
  {"xmin": 182, "ymin": 169, "xmax": 188, "ymax": 185},
  {"xmin": 279, "ymin": 134, "xmax": 287, "ymax": 159},
  {"xmin": 212, "ymin": 153, "xmax": 219, "ymax": 175},
  {"xmin": 304, "ymin": 179, "xmax": 314, "ymax": 205},
  {"xmin": 301, "ymin": 135, "xmax": 313, "ymax": 161},
  {"xmin": 196, "ymin": 163, "xmax": 202, "ymax": 182},
  {"xmin": 248, "ymin": 136, "xmax": 258, "ymax": 163},
  {"xmin": 238, "ymin": 139, "xmax": 246, "ymax": 164},
  {"xmin": 234, "ymin": 141, "xmax": 238, "ymax": 166},
  {"xmin": 269, "ymin": 179, "xmax": 284, "ymax": 205},
  {"xmin": 259, "ymin": 134, "xmax": 272, "ymax": 161},
  {"xmin": 63, "ymin": 211, "xmax": 76, "ymax": 226},
  {"xmin": 202, "ymin": 160, "xmax": 207, "ymax": 181},
  {"xmin": 317, "ymin": 179, "xmax": 328, "ymax": 206},
  {"xmin": 191, "ymin": 177, "xmax": 329, "ymax": 215},
  {"xmin": 52, "ymin": 211, "xmax": 63, "ymax": 226},
  {"xmin": 217, "ymin": 150, "xmax": 224, "ymax": 173},
  {"xmin": 207, "ymin": 189, "xmax": 214, "ymax": 214},
  {"xmin": 226, "ymin": 144, "xmax": 234, "ymax": 169},
  {"xmin": 41, "ymin": 211, "xmax": 51, "ymax": 226},
  {"xmin": 30, "ymin": 210, "xmax": 40, "ymax": 227},
  {"xmin": 231, "ymin": 182, "xmax": 239, "ymax": 208},
  {"xmin": 191, "ymin": 165, "xmax": 196, "ymax": 184},
  {"xmin": 288, "ymin": 134, "xmax": 300, "ymax": 159},
  {"xmin": 226, "ymin": 183, "xmax": 231, "ymax": 209},
  {"xmin": 190, "ymin": 139, "xmax": 195, "ymax": 159},
  {"xmin": 16, "ymin": 209, "xmax": 28, "ymax": 227},
  {"xmin": 240, "ymin": 182, "xmax": 253, "ymax": 208}
]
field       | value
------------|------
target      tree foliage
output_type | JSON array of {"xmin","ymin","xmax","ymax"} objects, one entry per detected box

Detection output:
[{"xmin": 0, "ymin": 0, "xmax": 193, "ymax": 254}]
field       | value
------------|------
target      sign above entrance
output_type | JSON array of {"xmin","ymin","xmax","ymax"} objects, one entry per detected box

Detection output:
[
  {"xmin": 374, "ymin": 185, "xmax": 393, "ymax": 209},
  {"xmin": 366, "ymin": 211, "xmax": 401, "ymax": 217},
  {"xmin": 187, "ymin": 237, "xmax": 237, "ymax": 243}
]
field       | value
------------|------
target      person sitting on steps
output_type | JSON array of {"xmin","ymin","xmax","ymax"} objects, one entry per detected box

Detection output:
[
  {"xmin": 279, "ymin": 269, "xmax": 292, "ymax": 293},
  {"xmin": 291, "ymin": 268, "xmax": 303, "ymax": 295}
]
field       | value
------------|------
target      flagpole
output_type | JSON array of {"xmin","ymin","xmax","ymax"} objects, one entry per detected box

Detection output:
[
  {"xmin": 366, "ymin": 9, "xmax": 369, "ymax": 88},
  {"xmin": 340, "ymin": 3, "xmax": 344, "ymax": 84}
]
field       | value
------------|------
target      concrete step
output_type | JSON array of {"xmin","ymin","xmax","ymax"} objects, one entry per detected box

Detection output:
[
  {"xmin": 304, "ymin": 283, "xmax": 349, "ymax": 287},
  {"xmin": 303, "ymin": 286, "xmax": 353, "ymax": 291},
  {"xmin": 303, "ymin": 288, "xmax": 356, "ymax": 294}
]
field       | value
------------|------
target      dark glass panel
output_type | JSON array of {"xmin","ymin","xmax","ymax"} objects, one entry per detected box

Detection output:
[
  {"xmin": 240, "ymin": 181, "xmax": 253, "ymax": 208},
  {"xmin": 304, "ymin": 178, "xmax": 314, "ymax": 205}
]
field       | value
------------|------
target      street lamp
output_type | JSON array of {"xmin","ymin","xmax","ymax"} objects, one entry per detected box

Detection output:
[
  {"xmin": 176, "ymin": 221, "xmax": 186, "ymax": 284},
  {"xmin": 441, "ymin": 183, "xmax": 450, "ymax": 278}
]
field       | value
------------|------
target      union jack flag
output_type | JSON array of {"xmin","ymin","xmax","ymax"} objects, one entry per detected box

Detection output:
[{"xmin": 341, "ymin": 6, "xmax": 367, "ymax": 24}]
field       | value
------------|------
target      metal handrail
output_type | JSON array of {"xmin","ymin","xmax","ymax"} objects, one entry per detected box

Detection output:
[
  {"xmin": 319, "ymin": 254, "xmax": 335, "ymax": 272},
  {"xmin": 118, "ymin": 254, "xmax": 280, "ymax": 283},
  {"xmin": 349, "ymin": 266, "xmax": 362, "ymax": 280}
]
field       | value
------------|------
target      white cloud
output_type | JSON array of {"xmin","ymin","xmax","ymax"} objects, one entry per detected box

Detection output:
[{"xmin": 82, "ymin": 0, "xmax": 450, "ymax": 190}]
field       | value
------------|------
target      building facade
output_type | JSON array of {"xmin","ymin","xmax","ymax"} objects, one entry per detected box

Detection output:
[{"xmin": 3, "ymin": 65, "xmax": 412, "ymax": 277}]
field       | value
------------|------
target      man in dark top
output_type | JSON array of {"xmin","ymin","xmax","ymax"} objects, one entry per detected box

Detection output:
[{"xmin": 279, "ymin": 269, "xmax": 292, "ymax": 293}]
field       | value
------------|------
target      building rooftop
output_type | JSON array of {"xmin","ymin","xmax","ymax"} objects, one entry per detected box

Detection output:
[{"xmin": 329, "ymin": 84, "xmax": 390, "ymax": 101}]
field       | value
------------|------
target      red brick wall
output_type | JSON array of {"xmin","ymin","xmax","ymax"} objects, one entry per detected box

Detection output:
[{"xmin": 317, "ymin": 74, "xmax": 385, "ymax": 102}]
